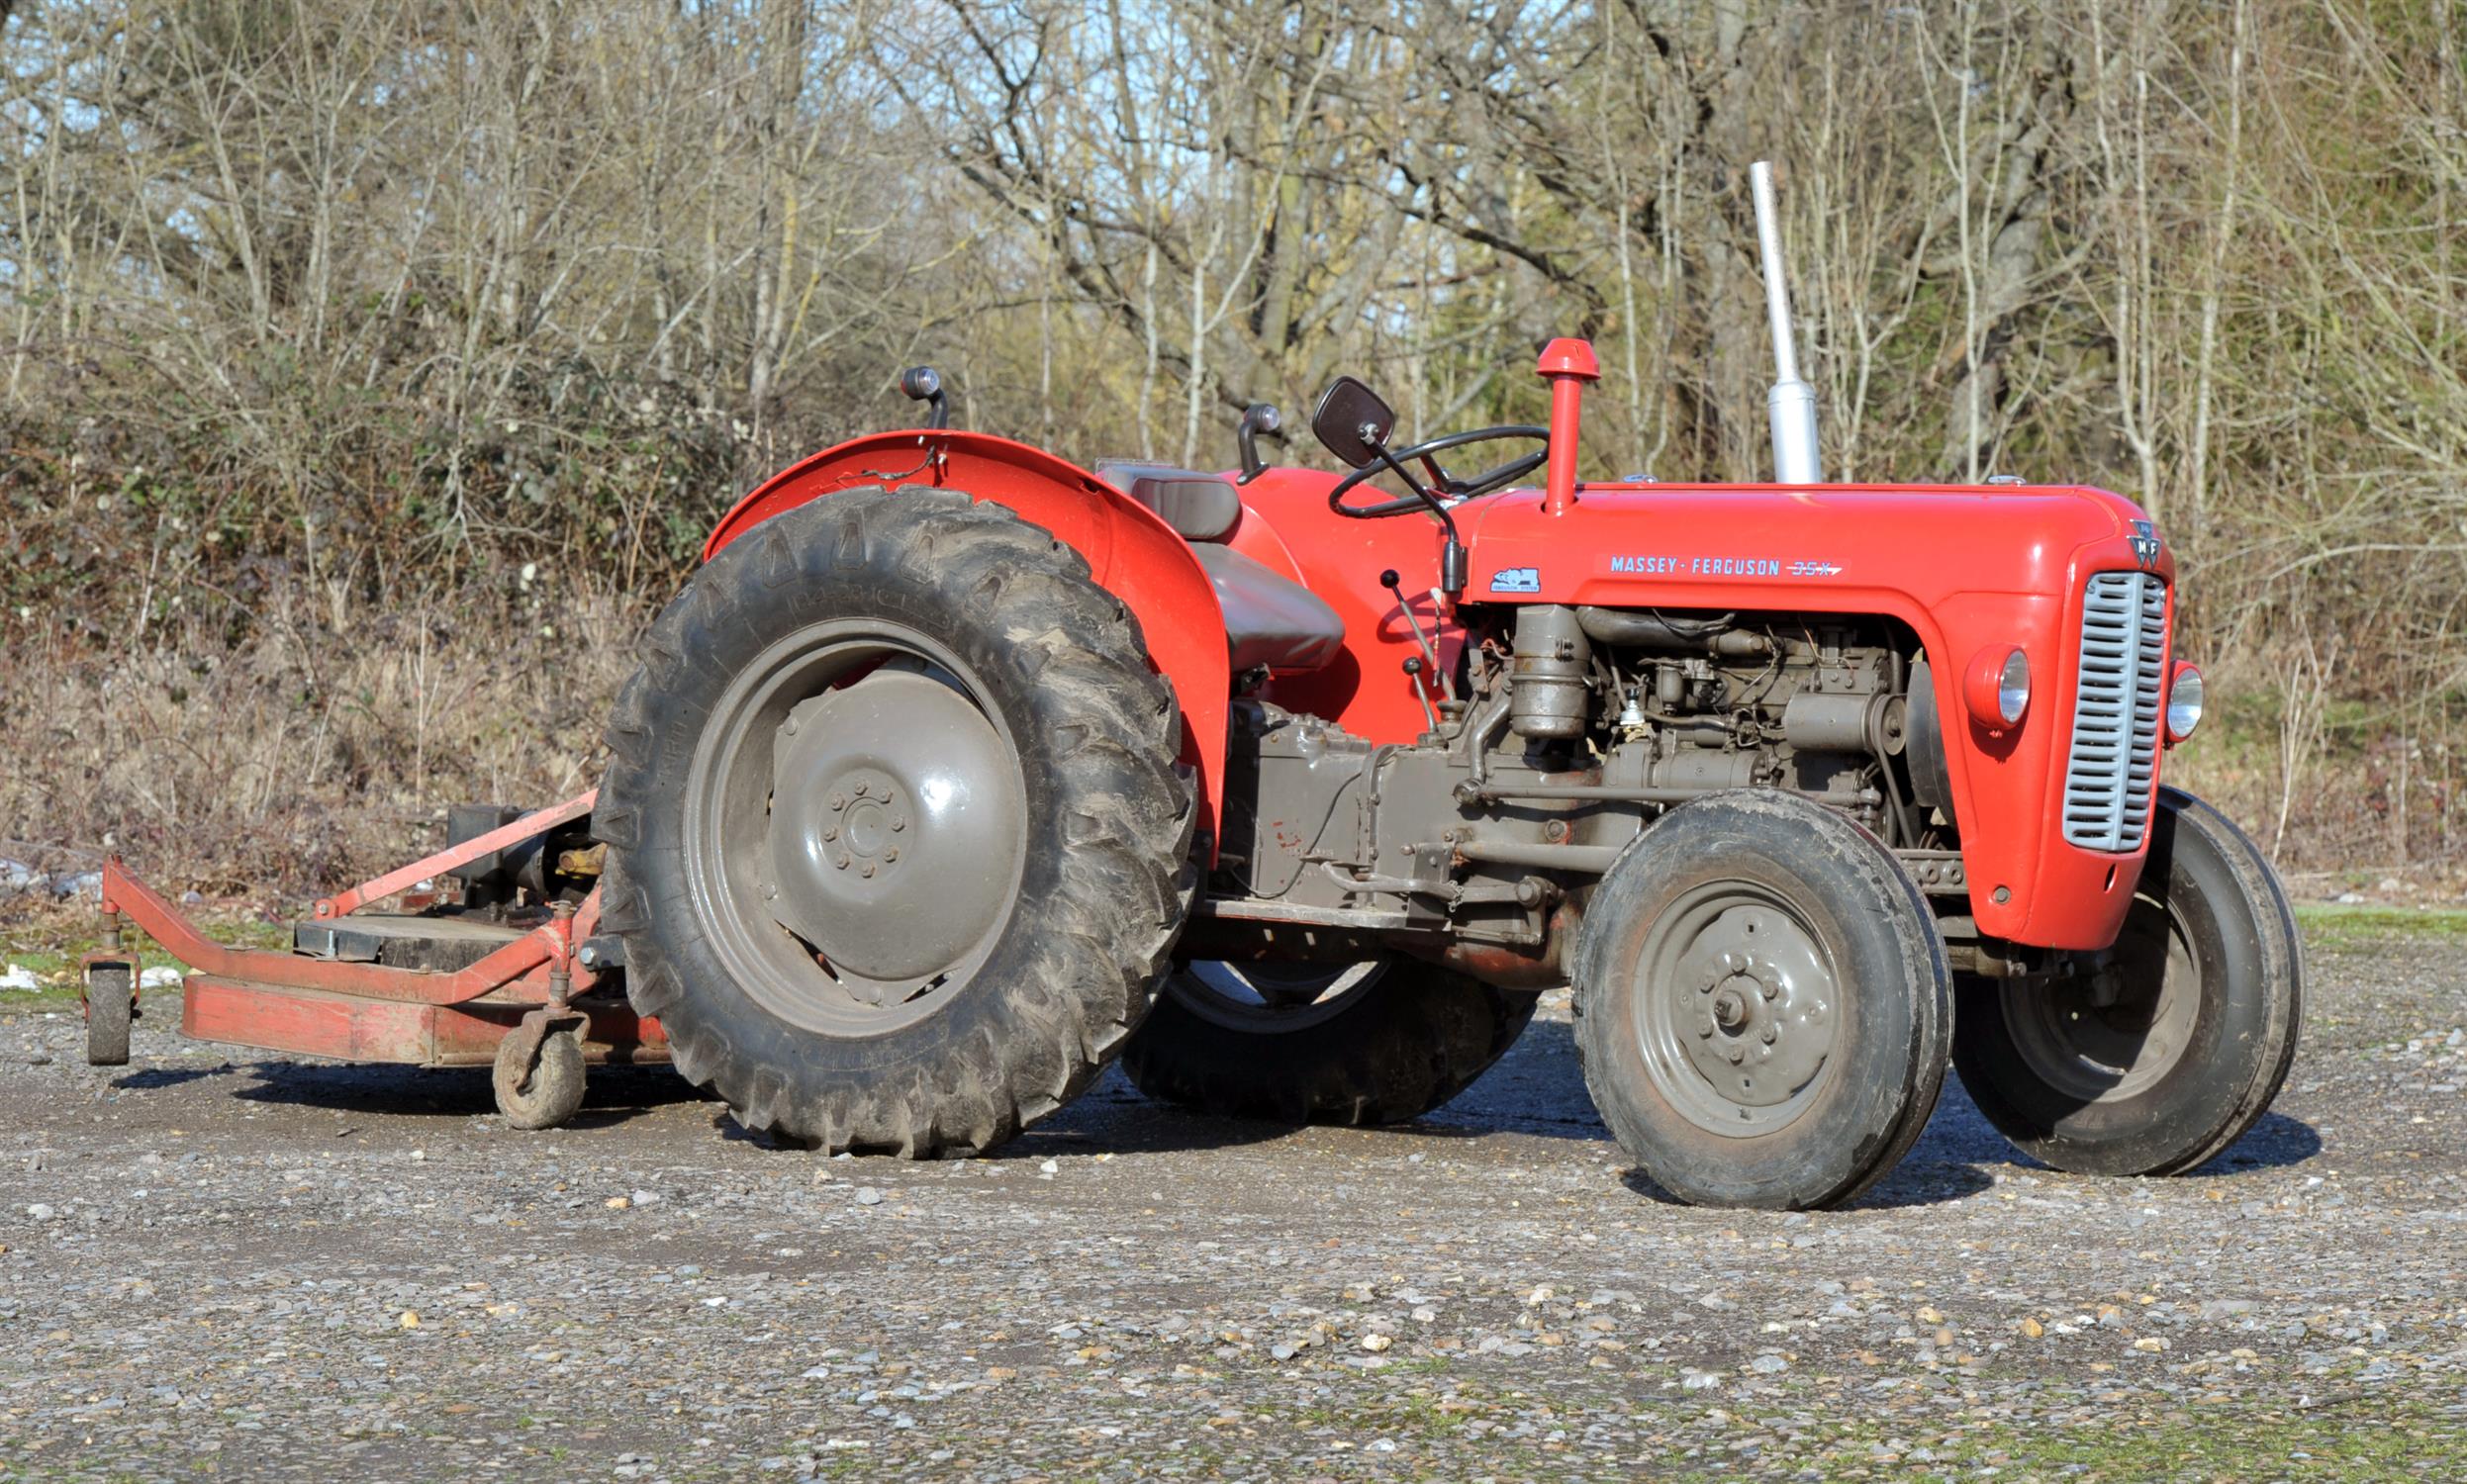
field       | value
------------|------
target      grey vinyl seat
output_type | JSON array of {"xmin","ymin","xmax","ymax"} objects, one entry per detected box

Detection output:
[{"xmin": 1093, "ymin": 461, "xmax": 1345, "ymax": 674}]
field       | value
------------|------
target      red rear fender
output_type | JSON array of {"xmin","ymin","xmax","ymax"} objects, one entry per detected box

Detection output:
[{"xmin": 705, "ymin": 431, "xmax": 1231, "ymax": 858}]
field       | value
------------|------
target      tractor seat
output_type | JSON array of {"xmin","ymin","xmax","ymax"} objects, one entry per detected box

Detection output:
[
  {"xmin": 1092, "ymin": 460, "xmax": 1243, "ymax": 541},
  {"xmin": 1093, "ymin": 460, "xmax": 1344, "ymax": 674}
]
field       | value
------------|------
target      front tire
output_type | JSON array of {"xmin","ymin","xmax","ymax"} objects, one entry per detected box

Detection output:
[
  {"xmin": 1572, "ymin": 791, "xmax": 1952, "ymax": 1209},
  {"xmin": 1954, "ymin": 788, "xmax": 2302, "ymax": 1175},
  {"xmin": 598, "ymin": 487, "xmax": 1194, "ymax": 1156},
  {"xmin": 1120, "ymin": 958, "xmax": 1538, "ymax": 1125}
]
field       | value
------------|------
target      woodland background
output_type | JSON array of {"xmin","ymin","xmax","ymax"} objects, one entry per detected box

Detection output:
[{"xmin": 2, "ymin": 0, "xmax": 2462, "ymax": 893}]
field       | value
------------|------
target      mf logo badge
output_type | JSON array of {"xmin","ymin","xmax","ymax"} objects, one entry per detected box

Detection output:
[
  {"xmin": 2130, "ymin": 519, "xmax": 2162, "ymax": 571},
  {"xmin": 1489, "ymin": 567, "xmax": 1540, "ymax": 594}
]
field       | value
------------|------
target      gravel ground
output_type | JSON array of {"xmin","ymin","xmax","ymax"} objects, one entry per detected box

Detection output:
[{"xmin": 3, "ymin": 927, "xmax": 2464, "ymax": 1481}]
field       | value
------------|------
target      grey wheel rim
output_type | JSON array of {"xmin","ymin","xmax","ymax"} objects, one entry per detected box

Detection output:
[
  {"xmin": 1173, "ymin": 960, "xmax": 1388, "ymax": 1034},
  {"xmin": 683, "ymin": 618, "xmax": 1029, "ymax": 1037},
  {"xmin": 1633, "ymin": 882, "xmax": 1841, "ymax": 1137},
  {"xmin": 2001, "ymin": 888, "xmax": 2198, "ymax": 1102}
]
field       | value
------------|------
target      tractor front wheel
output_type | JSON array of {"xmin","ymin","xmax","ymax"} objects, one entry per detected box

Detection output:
[
  {"xmin": 1120, "ymin": 957, "xmax": 1538, "ymax": 1125},
  {"xmin": 597, "ymin": 487, "xmax": 1193, "ymax": 1156},
  {"xmin": 1953, "ymin": 788, "xmax": 2302, "ymax": 1175},
  {"xmin": 1572, "ymin": 791, "xmax": 1952, "ymax": 1209}
]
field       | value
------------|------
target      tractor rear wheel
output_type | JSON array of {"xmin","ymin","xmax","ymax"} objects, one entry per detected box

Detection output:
[
  {"xmin": 1572, "ymin": 791, "xmax": 1952, "ymax": 1209},
  {"xmin": 1120, "ymin": 957, "xmax": 1538, "ymax": 1125},
  {"xmin": 1953, "ymin": 788, "xmax": 2302, "ymax": 1175},
  {"xmin": 597, "ymin": 487, "xmax": 1194, "ymax": 1155}
]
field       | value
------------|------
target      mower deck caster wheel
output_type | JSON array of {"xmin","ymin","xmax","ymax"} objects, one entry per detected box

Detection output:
[
  {"xmin": 84, "ymin": 962, "xmax": 134, "ymax": 1067},
  {"xmin": 494, "ymin": 1027, "xmax": 587, "ymax": 1131}
]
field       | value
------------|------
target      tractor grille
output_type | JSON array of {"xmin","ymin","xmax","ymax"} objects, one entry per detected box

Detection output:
[{"xmin": 2061, "ymin": 571, "xmax": 2168, "ymax": 852}]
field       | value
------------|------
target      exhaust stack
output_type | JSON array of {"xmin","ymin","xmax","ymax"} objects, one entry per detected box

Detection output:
[{"xmin": 1751, "ymin": 161, "xmax": 1823, "ymax": 484}]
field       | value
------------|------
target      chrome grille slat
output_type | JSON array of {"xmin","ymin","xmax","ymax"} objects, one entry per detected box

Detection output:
[{"xmin": 2062, "ymin": 571, "xmax": 2168, "ymax": 851}]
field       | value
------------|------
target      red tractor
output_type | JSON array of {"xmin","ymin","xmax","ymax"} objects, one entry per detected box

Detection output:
[{"xmin": 86, "ymin": 166, "xmax": 2297, "ymax": 1208}]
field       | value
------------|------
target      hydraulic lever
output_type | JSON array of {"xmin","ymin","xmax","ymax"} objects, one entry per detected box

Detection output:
[{"xmin": 1381, "ymin": 568, "xmax": 1453, "ymax": 726}]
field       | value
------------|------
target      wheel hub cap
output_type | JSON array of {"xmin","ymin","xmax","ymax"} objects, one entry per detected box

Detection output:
[
  {"xmin": 766, "ymin": 670, "xmax": 1025, "ymax": 987},
  {"xmin": 1648, "ymin": 898, "xmax": 1839, "ymax": 1128}
]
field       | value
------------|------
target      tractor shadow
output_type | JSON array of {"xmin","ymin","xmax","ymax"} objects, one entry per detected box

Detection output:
[
  {"xmin": 1037, "ymin": 1013, "xmax": 2322, "ymax": 1209},
  {"xmin": 218, "ymin": 1059, "xmax": 706, "ymax": 1130}
]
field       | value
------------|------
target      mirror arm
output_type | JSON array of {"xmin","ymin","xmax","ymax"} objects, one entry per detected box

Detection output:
[{"xmin": 1368, "ymin": 439, "xmax": 1468, "ymax": 598}]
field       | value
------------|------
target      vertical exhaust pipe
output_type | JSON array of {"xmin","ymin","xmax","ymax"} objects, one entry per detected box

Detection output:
[{"xmin": 1751, "ymin": 161, "xmax": 1823, "ymax": 484}]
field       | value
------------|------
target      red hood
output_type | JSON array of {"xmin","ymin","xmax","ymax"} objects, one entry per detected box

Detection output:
[{"xmin": 1460, "ymin": 482, "xmax": 2169, "ymax": 603}]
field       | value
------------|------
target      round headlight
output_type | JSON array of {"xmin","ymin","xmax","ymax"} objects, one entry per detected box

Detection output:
[
  {"xmin": 2166, "ymin": 661, "xmax": 2205, "ymax": 743},
  {"xmin": 1996, "ymin": 650, "xmax": 2031, "ymax": 726},
  {"xmin": 1964, "ymin": 645, "xmax": 2031, "ymax": 729}
]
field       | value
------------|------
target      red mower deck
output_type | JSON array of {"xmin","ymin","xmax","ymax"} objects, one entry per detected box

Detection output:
[{"xmin": 83, "ymin": 791, "xmax": 666, "ymax": 1129}]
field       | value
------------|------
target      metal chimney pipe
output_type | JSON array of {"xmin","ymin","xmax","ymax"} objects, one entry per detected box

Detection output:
[{"xmin": 1751, "ymin": 161, "xmax": 1823, "ymax": 484}]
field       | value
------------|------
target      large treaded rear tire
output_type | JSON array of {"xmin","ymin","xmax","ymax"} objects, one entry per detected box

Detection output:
[
  {"xmin": 1120, "ymin": 959, "xmax": 1538, "ymax": 1125},
  {"xmin": 1954, "ymin": 787, "xmax": 2302, "ymax": 1176},
  {"xmin": 597, "ymin": 486, "xmax": 1194, "ymax": 1156}
]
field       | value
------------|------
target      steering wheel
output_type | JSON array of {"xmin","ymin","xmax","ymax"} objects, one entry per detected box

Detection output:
[{"xmin": 1327, "ymin": 424, "xmax": 1552, "ymax": 518}]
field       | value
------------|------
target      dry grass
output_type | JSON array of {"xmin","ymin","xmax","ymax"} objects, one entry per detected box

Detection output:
[{"xmin": 0, "ymin": 582, "xmax": 647, "ymax": 905}]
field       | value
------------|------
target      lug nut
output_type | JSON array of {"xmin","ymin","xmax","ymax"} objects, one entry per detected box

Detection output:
[
  {"xmin": 1725, "ymin": 1045, "xmax": 1747, "ymax": 1065},
  {"xmin": 822, "ymin": 826, "xmax": 838, "ymax": 842},
  {"xmin": 1759, "ymin": 1025, "xmax": 1776, "ymax": 1044},
  {"xmin": 854, "ymin": 781, "xmax": 870, "ymax": 798},
  {"xmin": 891, "ymin": 815, "xmax": 906, "ymax": 832},
  {"xmin": 784, "ymin": 718, "xmax": 800, "ymax": 737},
  {"xmin": 829, "ymin": 792, "xmax": 847, "ymax": 810},
  {"xmin": 860, "ymin": 864, "xmax": 876, "ymax": 879},
  {"xmin": 1760, "ymin": 980, "xmax": 1779, "ymax": 1001},
  {"xmin": 832, "ymin": 857, "xmax": 849, "ymax": 871},
  {"xmin": 884, "ymin": 848, "xmax": 899, "ymax": 863}
]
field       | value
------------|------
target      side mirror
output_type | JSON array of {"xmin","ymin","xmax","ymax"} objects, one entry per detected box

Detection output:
[
  {"xmin": 1236, "ymin": 403, "xmax": 1282, "ymax": 484},
  {"xmin": 1309, "ymin": 376, "xmax": 1396, "ymax": 469}
]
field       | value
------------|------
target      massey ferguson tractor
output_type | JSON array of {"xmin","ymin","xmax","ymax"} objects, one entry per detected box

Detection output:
[{"xmin": 84, "ymin": 165, "xmax": 2299, "ymax": 1209}]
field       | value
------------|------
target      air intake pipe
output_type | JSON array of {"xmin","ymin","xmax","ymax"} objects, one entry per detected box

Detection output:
[{"xmin": 1752, "ymin": 162, "xmax": 1822, "ymax": 484}]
